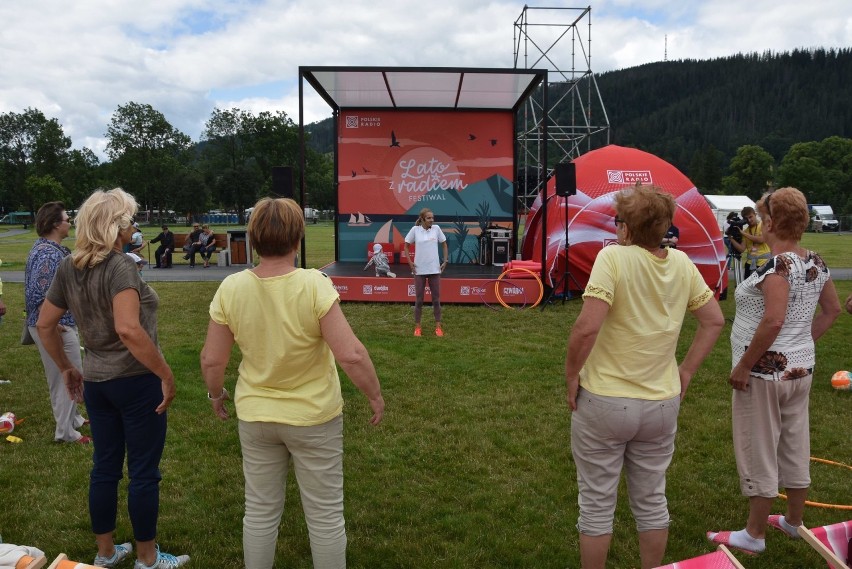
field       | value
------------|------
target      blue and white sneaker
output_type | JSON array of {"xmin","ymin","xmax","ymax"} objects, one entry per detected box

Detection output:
[
  {"xmin": 94, "ymin": 542, "xmax": 132, "ymax": 567},
  {"xmin": 133, "ymin": 545, "xmax": 190, "ymax": 568}
]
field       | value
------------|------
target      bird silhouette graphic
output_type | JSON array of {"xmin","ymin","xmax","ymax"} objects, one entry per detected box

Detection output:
[
  {"xmin": 390, "ymin": 131, "xmax": 401, "ymax": 147},
  {"xmin": 351, "ymin": 170, "xmax": 357, "ymax": 177},
  {"xmin": 362, "ymin": 167, "xmax": 372, "ymax": 173},
  {"xmin": 490, "ymin": 139, "xmax": 498, "ymax": 146},
  {"xmin": 468, "ymin": 134, "xmax": 477, "ymax": 141}
]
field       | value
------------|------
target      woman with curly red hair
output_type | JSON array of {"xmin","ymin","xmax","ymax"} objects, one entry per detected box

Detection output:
[{"xmin": 708, "ymin": 187, "xmax": 841, "ymax": 555}]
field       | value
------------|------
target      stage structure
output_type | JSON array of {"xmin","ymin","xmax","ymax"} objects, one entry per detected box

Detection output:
[
  {"xmin": 514, "ymin": 5, "xmax": 610, "ymax": 202},
  {"xmin": 298, "ymin": 66, "xmax": 550, "ymax": 304},
  {"xmin": 514, "ymin": 6, "xmax": 611, "ymax": 289}
]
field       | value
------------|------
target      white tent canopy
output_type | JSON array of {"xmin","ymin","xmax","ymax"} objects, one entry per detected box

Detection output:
[{"xmin": 704, "ymin": 195, "xmax": 756, "ymax": 230}]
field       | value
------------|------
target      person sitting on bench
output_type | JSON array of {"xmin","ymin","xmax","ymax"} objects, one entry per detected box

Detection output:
[
  {"xmin": 183, "ymin": 223, "xmax": 203, "ymax": 267},
  {"xmin": 151, "ymin": 225, "xmax": 174, "ymax": 268}
]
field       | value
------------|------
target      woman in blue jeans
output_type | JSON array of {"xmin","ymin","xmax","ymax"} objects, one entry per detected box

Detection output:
[{"xmin": 37, "ymin": 187, "xmax": 189, "ymax": 569}]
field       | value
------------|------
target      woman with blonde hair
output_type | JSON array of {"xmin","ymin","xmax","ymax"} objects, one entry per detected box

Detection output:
[
  {"xmin": 565, "ymin": 184, "xmax": 724, "ymax": 569},
  {"xmin": 708, "ymin": 187, "xmax": 840, "ymax": 555},
  {"xmin": 36, "ymin": 188, "xmax": 189, "ymax": 569},
  {"xmin": 201, "ymin": 197, "xmax": 384, "ymax": 569},
  {"xmin": 403, "ymin": 207, "xmax": 449, "ymax": 337}
]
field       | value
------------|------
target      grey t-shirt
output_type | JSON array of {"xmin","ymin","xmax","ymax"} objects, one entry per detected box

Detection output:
[{"xmin": 46, "ymin": 251, "xmax": 162, "ymax": 381}]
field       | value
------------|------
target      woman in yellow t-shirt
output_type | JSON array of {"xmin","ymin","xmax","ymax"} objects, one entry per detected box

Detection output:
[
  {"xmin": 564, "ymin": 185, "xmax": 724, "ymax": 569},
  {"xmin": 201, "ymin": 197, "xmax": 384, "ymax": 569}
]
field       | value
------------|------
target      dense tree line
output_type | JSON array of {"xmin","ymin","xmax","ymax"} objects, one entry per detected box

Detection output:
[
  {"xmin": 0, "ymin": 104, "xmax": 334, "ymax": 222},
  {"xmin": 589, "ymin": 48, "xmax": 852, "ymax": 211},
  {"xmin": 2, "ymin": 48, "xmax": 849, "ymax": 220},
  {"xmin": 592, "ymin": 48, "xmax": 852, "ymax": 169}
]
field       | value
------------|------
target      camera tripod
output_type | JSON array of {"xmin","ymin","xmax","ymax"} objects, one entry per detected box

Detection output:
[{"xmin": 715, "ymin": 246, "xmax": 744, "ymax": 300}]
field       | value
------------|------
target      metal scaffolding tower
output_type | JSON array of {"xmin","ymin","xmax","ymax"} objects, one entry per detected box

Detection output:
[{"xmin": 514, "ymin": 5, "xmax": 610, "ymax": 209}]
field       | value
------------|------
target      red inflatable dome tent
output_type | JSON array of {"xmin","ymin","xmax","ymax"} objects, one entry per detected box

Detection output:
[{"xmin": 521, "ymin": 144, "xmax": 728, "ymax": 297}]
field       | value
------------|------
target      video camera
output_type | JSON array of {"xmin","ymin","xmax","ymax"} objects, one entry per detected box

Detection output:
[{"xmin": 725, "ymin": 214, "xmax": 747, "ymax": 242}]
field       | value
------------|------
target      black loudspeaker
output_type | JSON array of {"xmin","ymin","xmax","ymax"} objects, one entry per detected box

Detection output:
[
  {"xmin": 271, "ymin": 166, "xmax": 294, "ymax": 199},
  {"xmin": 555, "ymin": 162, "xmax": 577, "ymax": 197}
]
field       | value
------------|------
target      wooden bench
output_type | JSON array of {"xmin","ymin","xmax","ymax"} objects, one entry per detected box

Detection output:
[{"xmin": 148, "ymin": 232, "xmax": 228, "ymax": 266}]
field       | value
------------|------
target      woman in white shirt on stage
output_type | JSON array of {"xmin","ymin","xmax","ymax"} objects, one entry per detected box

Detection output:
[{"xmin": 404, "ymin": 208, "xmax": 449, "ymax": 337}]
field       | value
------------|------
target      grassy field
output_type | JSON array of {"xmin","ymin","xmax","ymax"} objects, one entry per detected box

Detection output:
[
  {"xmin": 1, "ymin": 223, "xmax": 851, "ymax": 270},
  {"xmin": 0, "ymin": 224, "xmax": 850, "ymax": 568}
]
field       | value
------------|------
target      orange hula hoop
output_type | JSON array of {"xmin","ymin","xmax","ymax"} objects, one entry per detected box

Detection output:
[
  {"xmin": 495, "ymin": 267, "xmax": 544, "ymax": 309},
  {"xmin": 776, "ymin": 457, "xmax": 852, "ymax": 510}
]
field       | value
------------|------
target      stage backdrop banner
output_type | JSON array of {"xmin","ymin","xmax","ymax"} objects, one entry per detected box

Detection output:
[{"xmin": 337, "ymin": 110, "xmax": 514, "ymax": 263}]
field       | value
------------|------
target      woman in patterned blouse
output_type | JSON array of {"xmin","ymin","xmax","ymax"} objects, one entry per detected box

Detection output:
[
  {"xmin": 708, "ymin": 187, "xmax": 841, "ymax": 555},
  {"xmin": 24, "ymin": 202, "xmax": 89, "ymax": 443}
]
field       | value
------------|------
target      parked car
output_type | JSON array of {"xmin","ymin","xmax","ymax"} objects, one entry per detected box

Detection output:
[{"xmin": 808, "ymin": 204, "xmax": 839, "ymax": 232}]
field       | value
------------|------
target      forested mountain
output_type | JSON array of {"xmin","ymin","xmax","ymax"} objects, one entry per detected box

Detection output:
[
  {"xmin": 591, "ymin": 48, "xmax": 852, "ymax": 174},
  {"xmin": 306, "ymin": 48, "xmax": 852, "ymax": 195}
]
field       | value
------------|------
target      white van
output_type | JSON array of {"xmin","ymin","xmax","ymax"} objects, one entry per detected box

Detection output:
[{"xmin": 808, "ymin": 205, "xmax": 839, "ymax": 232}]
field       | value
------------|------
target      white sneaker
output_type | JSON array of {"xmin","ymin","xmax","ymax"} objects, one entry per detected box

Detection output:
[
  {"xmin": 94, "ymin": 542, "xmax": 132, "ymax": 568},
  {"xmin": 133, "ymin": 545, "xmax": 189, "ymax": 568}
]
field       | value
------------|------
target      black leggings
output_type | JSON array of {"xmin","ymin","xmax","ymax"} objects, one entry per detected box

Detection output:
[{"xmin": 413, "ymin": 274, "xmax": 441, "ymax": 324}]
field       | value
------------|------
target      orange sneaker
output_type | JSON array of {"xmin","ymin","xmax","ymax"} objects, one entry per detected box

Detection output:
[
  {"xmin": 435, "ymin": 327, "xmax": 444, "ymax": 337},
  {"xmin": 413, "ymin": 326, "xmax": 422, "ymax": 337}
]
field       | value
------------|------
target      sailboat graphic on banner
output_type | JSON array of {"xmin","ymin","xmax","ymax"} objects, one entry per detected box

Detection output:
[
  {"xmin": 371, "ymin": 220, "xmax": 405, "ymax": 247},
  {"xmin": 347, "ymin": 212, "xmax": 372, "ymax": 226}
]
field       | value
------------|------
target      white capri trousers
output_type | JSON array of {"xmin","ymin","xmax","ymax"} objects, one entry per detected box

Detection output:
[
  {"xmin": 571, "ymin": 387, "xmax": 681, "ymax": 536},
  {"xmin": 29, "ymin": 324, "xmax": 86, "ymax": 442},
  {"xmin": 732, "ymin": 374, "xmax": 812, "ymax": 497}
]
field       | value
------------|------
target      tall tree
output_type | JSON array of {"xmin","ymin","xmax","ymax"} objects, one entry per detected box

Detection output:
[
  {"xmin": 25, "ymin": 174, "xmax": 68, "ymax": 209},
  {"xmin": 689, "ymin": 145, "xmax": 724, "ymax": 193},
  {"xmin": 304, "ymin": 150, "xmax": 334, "ymax": 211},
  {"xmin": 201, "ymin": 107, "xmax": 254, "ymax": 171},
  {"xmin": 61, "ymin": 148, "xmax": 101, "ymax": 208},
  {"xmin": 722, "ymin": 145, "xmax": 775, "ymax": 198},
  {"xmin": 245, "ymin": 111, "xmax": 299, "ymax": 187},
  {"xmin": 777, "ymin": 136, "xmax": 852, "ymax": 207},
  {"xmin": 201, "ymin": 108, "xmax": 303, "ymax": 217},
  {"xmin": 168, "ymin": 167, "xmax": 209, "ymax": 224},
  {"xmin": 0, "ymin": 108, "xmax": 72, "ymax": 213},
  {"xmin": 105, "ymin": 102, "xmax": 192, "ymax": 212}
]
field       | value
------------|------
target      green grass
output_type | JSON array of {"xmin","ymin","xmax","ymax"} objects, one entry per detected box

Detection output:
[
  {"xmin": 0, "ymin": 222, "xmax": 338, "ymax": 271},
  {"xmin": 1, "ymin": 224, "xmax": 850, "ymax": 271},
  {"xmin": 0, "ymin": 276, "xmax": 850, "ymax": 568}
]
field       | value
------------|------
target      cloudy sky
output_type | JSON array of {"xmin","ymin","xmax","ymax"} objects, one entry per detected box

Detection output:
[{"xmin": 1, "ymin": 0, "xmax": 850, "ymax": 160}]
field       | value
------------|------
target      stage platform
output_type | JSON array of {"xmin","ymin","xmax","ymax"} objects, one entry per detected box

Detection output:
[{"xmin": 318, "ymin": 262, "xmax": 545, "ymax": 305}]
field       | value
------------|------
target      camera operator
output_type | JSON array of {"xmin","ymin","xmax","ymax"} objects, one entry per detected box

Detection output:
[
  {"xmin": 661, "ymin": 223, "xmax": 679, "ymax": 248},
  {"xmin": 724, "ymin": 212, "xmax": 745, "ymax": 257},
  {"xmin": 729, "ymin": 206, "xmax": 770, "ymax": 278}
]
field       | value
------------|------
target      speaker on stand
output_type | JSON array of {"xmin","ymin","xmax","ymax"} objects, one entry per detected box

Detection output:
[
  {"xmin": 271, "ymin": 166, "xmax": 294, "ymax": 199},
  {"xmin": 542, "ymin": 162, "xmax": 583, "ymax": 308},
  {"xmin": 271, "ymin": 166, "xmax": 300, "ymax": 266},
  {"xmin": 555, "ymin": 162, "xmax": 576, "ymax": 198}
]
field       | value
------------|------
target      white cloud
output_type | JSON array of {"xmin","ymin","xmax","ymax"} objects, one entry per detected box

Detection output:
[{"xmin": 1, "ymin": 0, "xmax": 850, "ymax": 161}]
